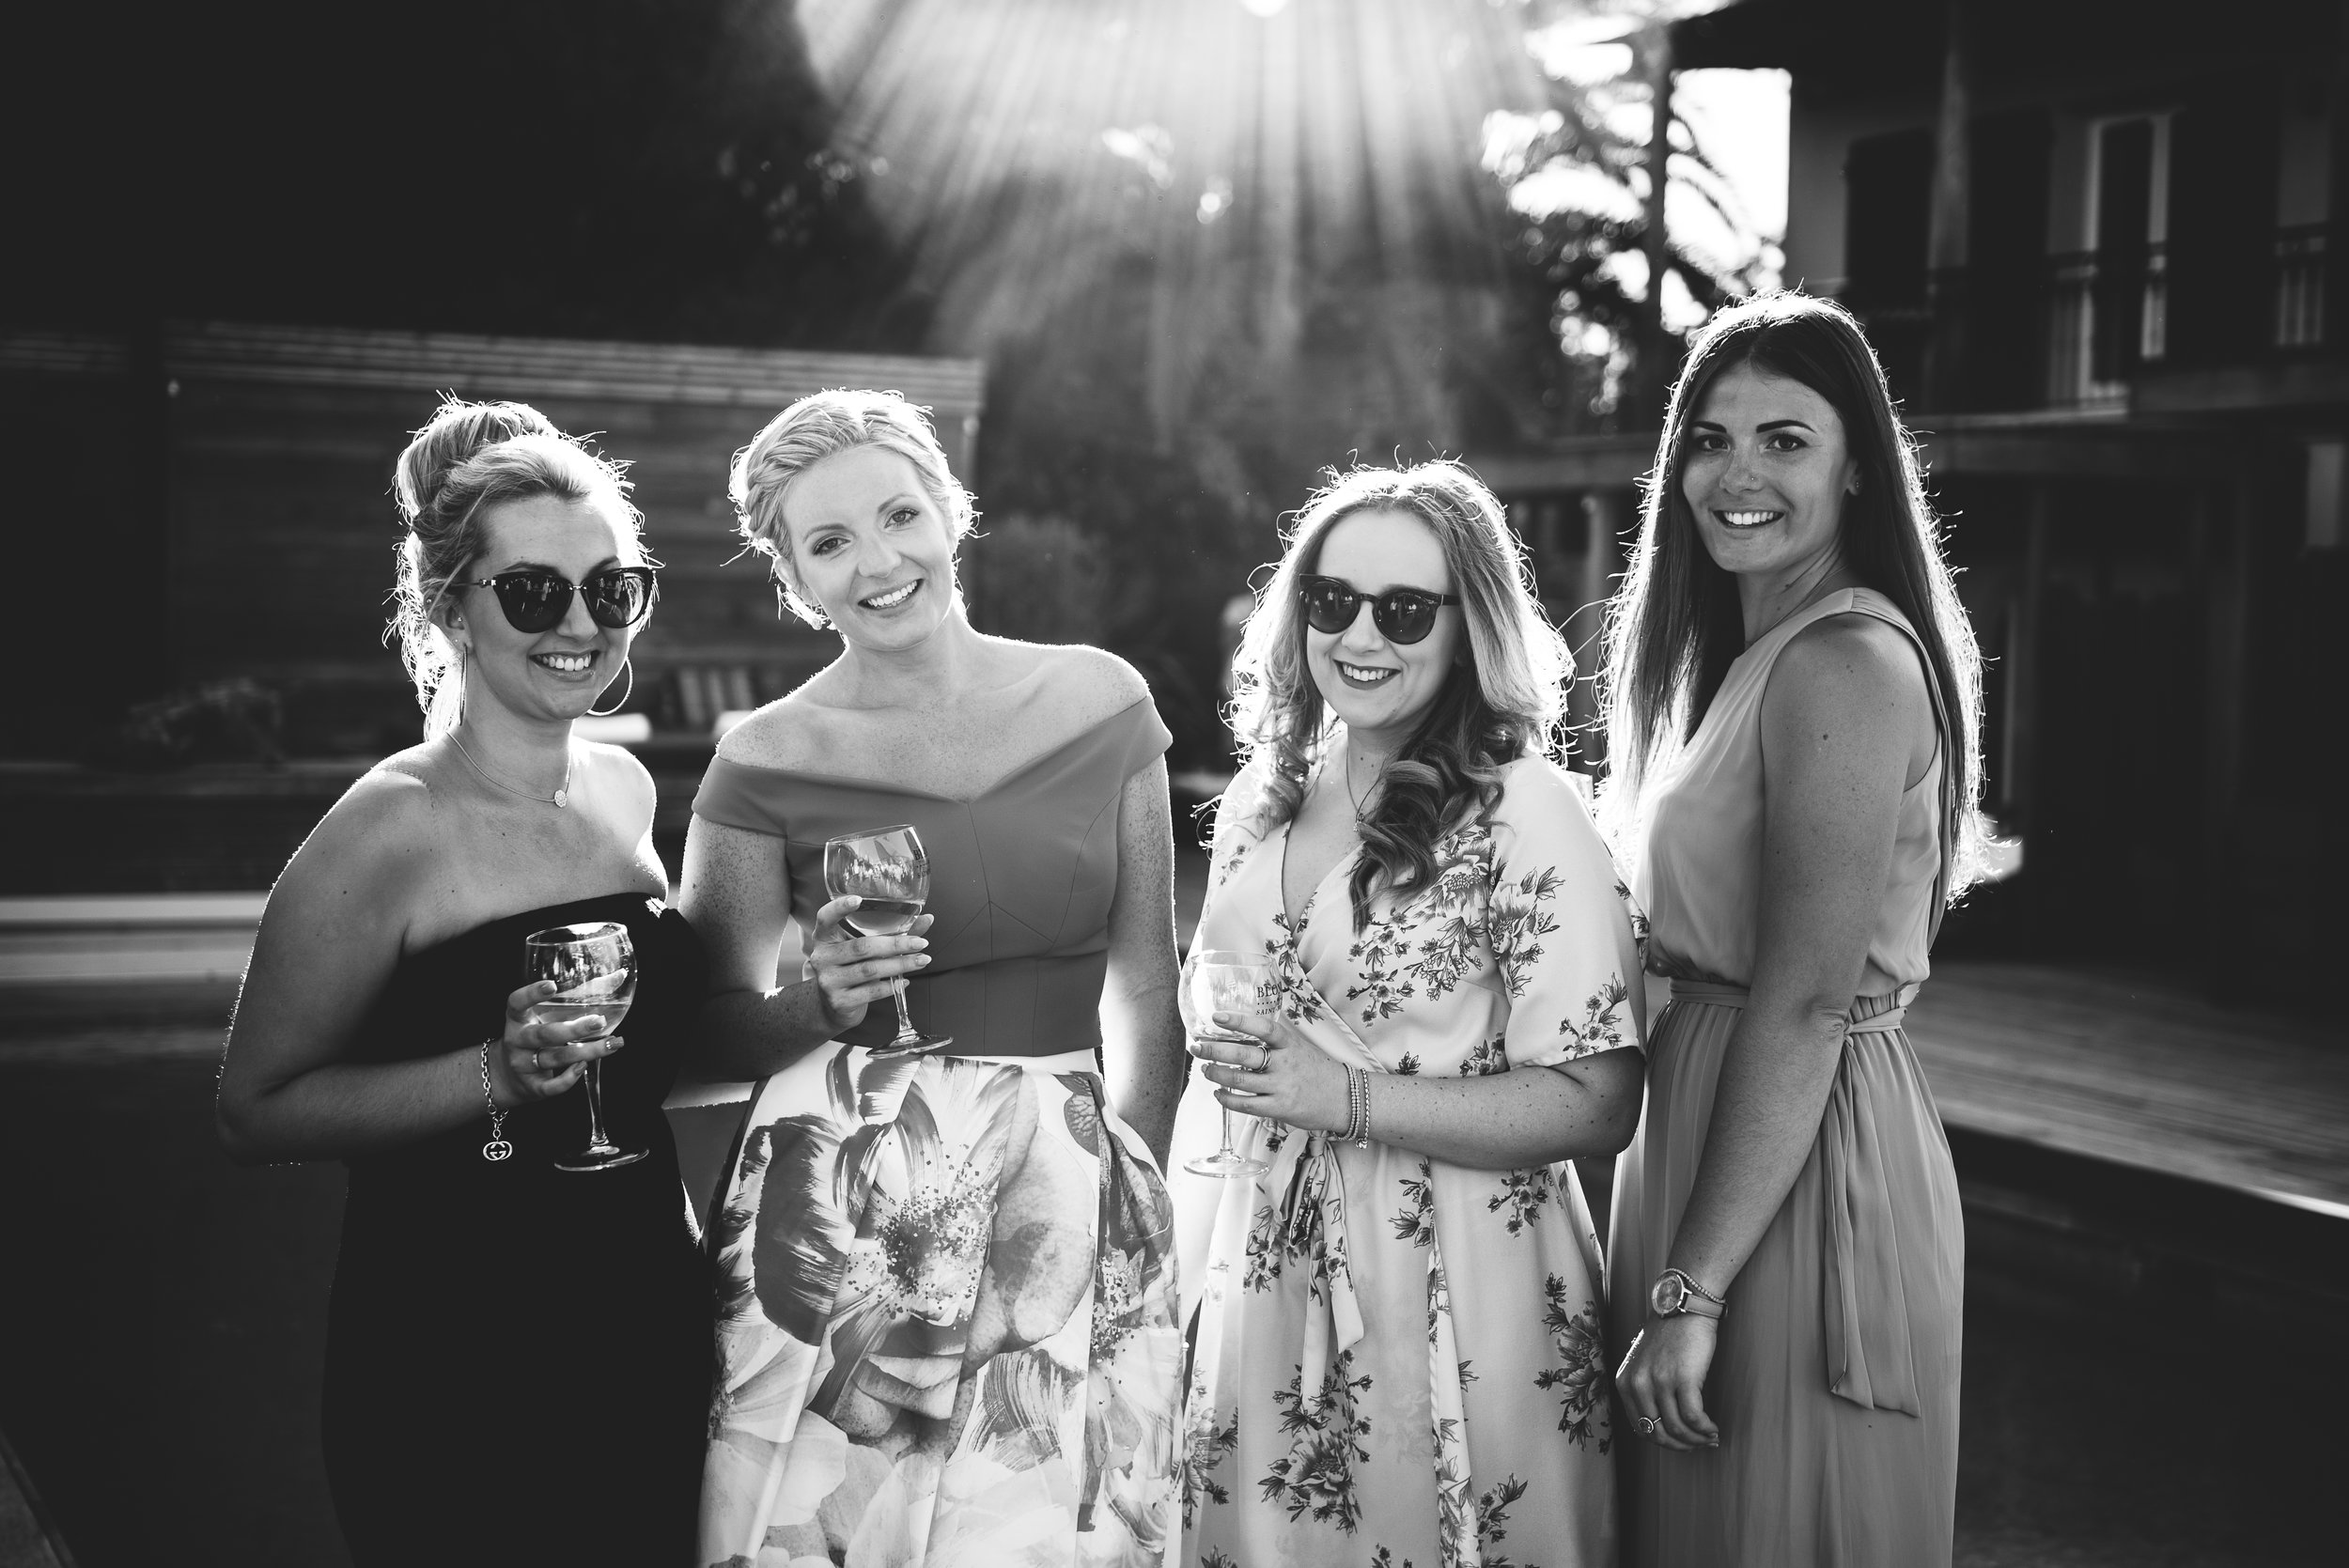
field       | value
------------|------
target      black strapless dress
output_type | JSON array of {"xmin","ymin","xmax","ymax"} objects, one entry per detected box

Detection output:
[{"xmin": 320, "ymin": 893, "xmax": 712, "ymax": 1567}]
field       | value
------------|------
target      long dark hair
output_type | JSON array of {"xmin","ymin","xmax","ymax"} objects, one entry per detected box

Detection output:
[
  {"xmin": 1598, "ymin": 291, "xmax": 1988, "ymax": 889},
  {"xmin": 1229, "ymin": 462, "xmax": 1569, "ymax": 929}
]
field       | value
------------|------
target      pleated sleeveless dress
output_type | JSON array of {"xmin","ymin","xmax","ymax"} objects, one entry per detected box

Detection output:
[
  {"xmin": 690, "ymin": 696, "xmax": 1183, "ymax": 1568},
  {"xmin": 1607, "ymin": 587, "xmax": 1966, "ymax": 1567}
]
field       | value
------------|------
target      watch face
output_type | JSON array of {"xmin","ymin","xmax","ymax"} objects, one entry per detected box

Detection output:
[{"xmin": 1650, "ymin": 1272, "xmax": 1687, "ymax": 1315}]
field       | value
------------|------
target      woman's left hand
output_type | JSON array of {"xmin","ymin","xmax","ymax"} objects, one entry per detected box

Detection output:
[
  {"xmin": 1192, "ymin": 1012, "xmax": 1351, "ymax": 1135},
  {"xmin": 1614, "ymin": 1312, "xmax": 1722, "ymax": 1452}
]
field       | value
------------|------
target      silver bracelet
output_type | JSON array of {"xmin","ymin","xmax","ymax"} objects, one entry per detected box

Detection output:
[
  {"xmin": 479, "ymin": 1040, "xmax": 513, "ymax": 1163},
  {"xmin": 1352, "ymin": 1068, "xmax": 1373, "ymax": 1149}
]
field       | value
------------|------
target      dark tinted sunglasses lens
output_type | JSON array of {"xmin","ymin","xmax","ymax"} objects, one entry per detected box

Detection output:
[
  {"xmin": 490, "ymin": 573, "xmax": 568, "ymax": 631},
  {"xmin": 1376, "ymin": 594, "xmax": 1439, "ymax": 644},
  {"xmin": 1301, "ymin": 582, "xmax": 1356, "ymax": 635},
  {"xmin": 586, "ymin": 570, "xmax": 650, "ymax": 628}
]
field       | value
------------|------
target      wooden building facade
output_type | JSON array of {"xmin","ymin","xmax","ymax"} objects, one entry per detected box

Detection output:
[
  {"xmin": 1473, "ymin": 0, "xmax": 2347, "ymax": 1001},
  {"xmin": 0, "ymin": 322, "xmax": 985, "ymax": 758}
]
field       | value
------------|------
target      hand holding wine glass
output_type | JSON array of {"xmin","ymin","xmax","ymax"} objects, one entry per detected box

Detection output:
[
  {"xmin": 822, "ymin": 825, "xmax": 951, "ymax": 1056},
  {"xmin": 523, "ymin": 920, "xmax": 646, "ymax": 1172},
  {"xmin": 1183, "ymin": 954, "xmax": 1275, "ymax": 1178}
]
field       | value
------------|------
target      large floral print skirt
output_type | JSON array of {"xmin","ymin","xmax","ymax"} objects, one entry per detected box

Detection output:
[{"xmin": 701, "ymin": 1045, "xmax": 1182, "ymax": 1568}]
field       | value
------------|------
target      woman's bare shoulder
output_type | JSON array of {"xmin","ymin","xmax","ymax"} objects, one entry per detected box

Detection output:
[
  {"xmin": 714, "ymin": 684, "xmax": 848, "ymax": 771},
  {"xmin": 1772, "ymin": 612, "xmax": 1931, "ymax": 711},
  {"xmin": 1028, "ymin": 642, "xmax": 1153, "ymax": 727},
  {"xmin": 266, "ymin": 763, "xmax": 443, "ymax": 928}
]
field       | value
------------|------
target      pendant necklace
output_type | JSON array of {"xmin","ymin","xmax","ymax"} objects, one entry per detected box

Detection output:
[
  {"xmin": 449, "ymin": 729, "xmax": 574, "ymax": 809},
  {"xmin": 1344, "ymin": 744, "xmax": 1380, "ymax": 823}
]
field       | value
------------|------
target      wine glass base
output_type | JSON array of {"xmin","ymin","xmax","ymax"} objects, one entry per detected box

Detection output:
[
  {"xmin": 1184, "ymin": 1152, "xmax": 1270, "ymax": 1178},
  {"xmin": 864, "ymin": 1032, "xmax": 954, "ymax": 1060},
  {"xmin": 554, "ymin": 1146, "xmax": 649, "ymax": 1172}
]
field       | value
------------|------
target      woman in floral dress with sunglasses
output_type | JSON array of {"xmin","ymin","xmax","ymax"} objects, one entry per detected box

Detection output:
[{"xmin": 1169, "ymin": 462, "xmax": 1647, "ymax": 1568}]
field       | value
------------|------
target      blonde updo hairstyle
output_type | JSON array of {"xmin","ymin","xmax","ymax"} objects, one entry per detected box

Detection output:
[
  {"xmin": 729, "ymin": 388, "xmax": 975, "ymax": 628},
  {"xmin": 389, "ymin": 397, "xmax": 643, "ymax": 737},
  {"xmin": 1231, "ymin": 460, "xmax": 1570, "ymax": 929}
]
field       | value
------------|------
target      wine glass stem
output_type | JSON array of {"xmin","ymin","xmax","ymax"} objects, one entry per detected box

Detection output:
[
  {"xmin": 892, "ymin": 980, "xmax": 922, "ymax": 1048},
  {"xmin": 583, "ymin": 1058, "xmax": 616, "ymax": 1154},
  {"xmin": 1219, "ymin": 1107, "xmax": 1243, "ymax": 1159}
]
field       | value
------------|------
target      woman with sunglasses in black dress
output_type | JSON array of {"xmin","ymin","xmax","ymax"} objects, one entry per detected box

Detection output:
[{"xmin": 216, "ymin": 398, "xmax": 710, "ymax": 1565}]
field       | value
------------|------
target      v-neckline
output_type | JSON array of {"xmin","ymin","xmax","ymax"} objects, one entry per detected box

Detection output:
[{"xmin": 1274, "ymin": 808, "xmax": 1359, "ymax": 930}]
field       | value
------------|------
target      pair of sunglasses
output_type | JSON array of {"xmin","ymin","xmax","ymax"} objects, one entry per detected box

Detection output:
[
  {"xmin": 454, "ymin": 567, "xmax": 659, "ymax": 633},
  {"xmin": 1299, "ymin": 574, "xmax": 1460, "ymax": 645}
]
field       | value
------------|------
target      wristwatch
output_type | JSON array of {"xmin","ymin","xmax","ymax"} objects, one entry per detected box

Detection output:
[{"xmin": 1648, "ymin": 1267, "xmax": 1727, "ymax": 1321}]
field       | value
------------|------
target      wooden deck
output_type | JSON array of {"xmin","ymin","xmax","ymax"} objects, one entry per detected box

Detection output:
[
  {"xmin": 1906, "ymin": 960, "xmax": 2348, "ymax": 1216},
  {"xmin": 6, "ymin": 893, "xmax": 2343, "ymax": 1222}
]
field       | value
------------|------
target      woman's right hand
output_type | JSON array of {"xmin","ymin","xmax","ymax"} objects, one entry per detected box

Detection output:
[
  {"xmin": 807, "ymin": 896, "xmax": 935, "ymax": 1034},
  {"xmin": 487, "ymin": 979, "xmax": 628, "ymax": 1107}
]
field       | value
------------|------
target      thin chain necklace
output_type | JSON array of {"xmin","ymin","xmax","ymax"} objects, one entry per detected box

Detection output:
[
  {"xmin": 448, "ymin": 728, "xmax": 573, "ymax": 809},
  {"xmin": 1342, "ymin": 743, "xmax": 1385, "ymax": 823}
]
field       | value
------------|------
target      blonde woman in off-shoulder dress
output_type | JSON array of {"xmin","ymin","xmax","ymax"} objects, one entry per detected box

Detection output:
[
  {"xmin": 683, "ymin": 390, "xmax": 1189, "ymax": 1568},
  {"xmin": 1170, "ymin": 461, "xmax": 1648, "ymax": 1568}
]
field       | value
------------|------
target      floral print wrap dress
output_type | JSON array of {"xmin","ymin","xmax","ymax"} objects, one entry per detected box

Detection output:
[{"xmin": 1169, "ymin": 752, "xmax": 1646, "ymax": 1568}]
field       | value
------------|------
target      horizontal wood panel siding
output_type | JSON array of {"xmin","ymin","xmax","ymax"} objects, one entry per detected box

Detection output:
[{"xmin": 150, "ymin": 323, "xmax": 984, "ymax": 726}]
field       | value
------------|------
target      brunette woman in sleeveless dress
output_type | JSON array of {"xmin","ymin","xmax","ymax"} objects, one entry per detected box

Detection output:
[
  {"xmin": 684, "ymin": 391, "xmax": 1188, "ymax": 1567},
  {"xmin": 1600, "ymin": 293, "xmax": 1986, "ymax": 1566},
  {"xmin": 216, "ymin": 399, "xmax": 710, "ymax": 1565}
]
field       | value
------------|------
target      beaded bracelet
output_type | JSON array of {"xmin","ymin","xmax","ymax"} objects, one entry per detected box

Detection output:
[{"xmin": 1342, "ymin": 1066, "xmax": 1373, "ymax": 1148}]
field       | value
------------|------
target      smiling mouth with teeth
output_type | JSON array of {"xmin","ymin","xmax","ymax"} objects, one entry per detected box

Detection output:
[
  {"xmin": 860, "ymin": 581, "xmax": 919, "ymax": 610},
  {"xmin": 533, "ymin": 650, "xmax": 597, "ymax": 674},
  {"xmin": 1336, "ymin": 662, "xmax": 1397, "ymax": 685},
  {"xmin": 1716, "ymin": 509, "xmax": 1784, "ymax": 528}
]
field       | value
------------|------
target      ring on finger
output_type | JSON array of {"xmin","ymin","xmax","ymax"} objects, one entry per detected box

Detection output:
[
  {"xmin": 1636, "ymin": 1415, "xmax": 1660, "ymax": 1437},
  {"xmin": 532, "ymin": 1048, "xmax": 545, "ymax": 1073},
  {"xmin": 1248, "ymin": 1043, "xmax": 1273, "ymax": 1074}
]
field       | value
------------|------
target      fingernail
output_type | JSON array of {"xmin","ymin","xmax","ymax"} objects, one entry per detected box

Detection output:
[{"xmin": 914, "ymin": 955, "xmax": 932, "ymax": 966}]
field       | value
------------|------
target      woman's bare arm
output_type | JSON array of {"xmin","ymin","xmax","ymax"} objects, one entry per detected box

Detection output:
[
  {"xmin": 1098, "ymin": 758, "xmax": 1187, "ymax": 1166},
  {"xmin": 1194, "ymin": 1032, "xmax": 1643, "ymax": 1169},
  {"xmin": 1615, "ymin": 612, "xmax": 1935, "ymax": 1449},
  {"xmin": 678, "ymin": 815, "xmax": 931, "ymax": 1079},
  {"xmin": 215, "ymin": 775, "xmax": 613, "ymax": 1163}
]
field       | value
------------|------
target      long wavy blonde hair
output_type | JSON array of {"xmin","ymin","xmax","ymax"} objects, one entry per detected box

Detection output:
[{"xmin": 1229, "ymin": 461, "xmax": 1570, "ymax": 928}]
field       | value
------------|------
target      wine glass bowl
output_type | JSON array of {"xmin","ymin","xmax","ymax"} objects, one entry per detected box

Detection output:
[
  {"xmin": 1183, "ymin": 954, "xmax": 1274, "ymax": 1178},
  {"xmin": 824, "ymin": 826, "xmax": 950, "ymax": 1056},
  {"xmin": 525, "ymin": 921, "xmax": 646, "ymax": 1172}
]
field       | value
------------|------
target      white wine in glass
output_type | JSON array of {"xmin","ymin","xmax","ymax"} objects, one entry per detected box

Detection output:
[
  {"xmin": 1183, "ymin": 953, "xmax": 1274, "ymax": 1178},
  {"xmin": 525, "ymin": 920, "xmax": 646, "ymax": 1172},
  {"xmin": 824, "ymin": 825, "xmax": 950, "ymax": 1056}
]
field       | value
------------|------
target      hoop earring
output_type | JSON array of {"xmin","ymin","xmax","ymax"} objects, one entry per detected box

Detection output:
[{"xmin": 588, "ymin": 657, "xmax": 634, "ymax": 717}]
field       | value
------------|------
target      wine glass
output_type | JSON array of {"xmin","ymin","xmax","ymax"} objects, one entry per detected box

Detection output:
[
  {"xmin": 525, "ymin": 921, "xmax": 646, "ymax": 1173},
  {"xmin": 1183, "ymin": 952, "xmax": 1274, "ymax": 1178},
  {"xmin": 824, "ymin": 825, "xmax": 951, "ymax": 1056}
]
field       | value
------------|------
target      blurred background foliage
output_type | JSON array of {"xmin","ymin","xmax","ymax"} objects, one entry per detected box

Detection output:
[{"xmin": 7, "ymin": 0, "xmax": 1775, "ymax": 766}]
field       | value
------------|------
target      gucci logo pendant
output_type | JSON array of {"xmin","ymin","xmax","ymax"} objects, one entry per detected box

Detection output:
[{"xmin": 483, "ymin": 1140, "xmax": 513, "ymax": 1162}]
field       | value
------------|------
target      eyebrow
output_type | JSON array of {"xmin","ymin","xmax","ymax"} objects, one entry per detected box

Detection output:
[
  {"xmin": 1689, "ymin": 417, "xmax": 1817, "ymax": 433},
  {"xmin": 1314, "ymin": 573, "xmax": 1450, "ymax": 596},
  {"xmin": 490, "ymin": 555, "xmax": 623, "ymax": 575}
]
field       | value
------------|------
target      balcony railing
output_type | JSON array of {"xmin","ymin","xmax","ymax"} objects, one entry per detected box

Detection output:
[
  {"xmin": 2274, "ymin": 223, "xmax": 2327, "ymax": 350},
  {"xmin": 2044, "ymin": 243, "xmax": 2170, "ymax": 407}
]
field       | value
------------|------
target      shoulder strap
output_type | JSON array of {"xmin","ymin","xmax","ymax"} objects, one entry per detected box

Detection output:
[{"xmin": 1838, "ymin": 595, "xmax": 1960, "ymax": 948}]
